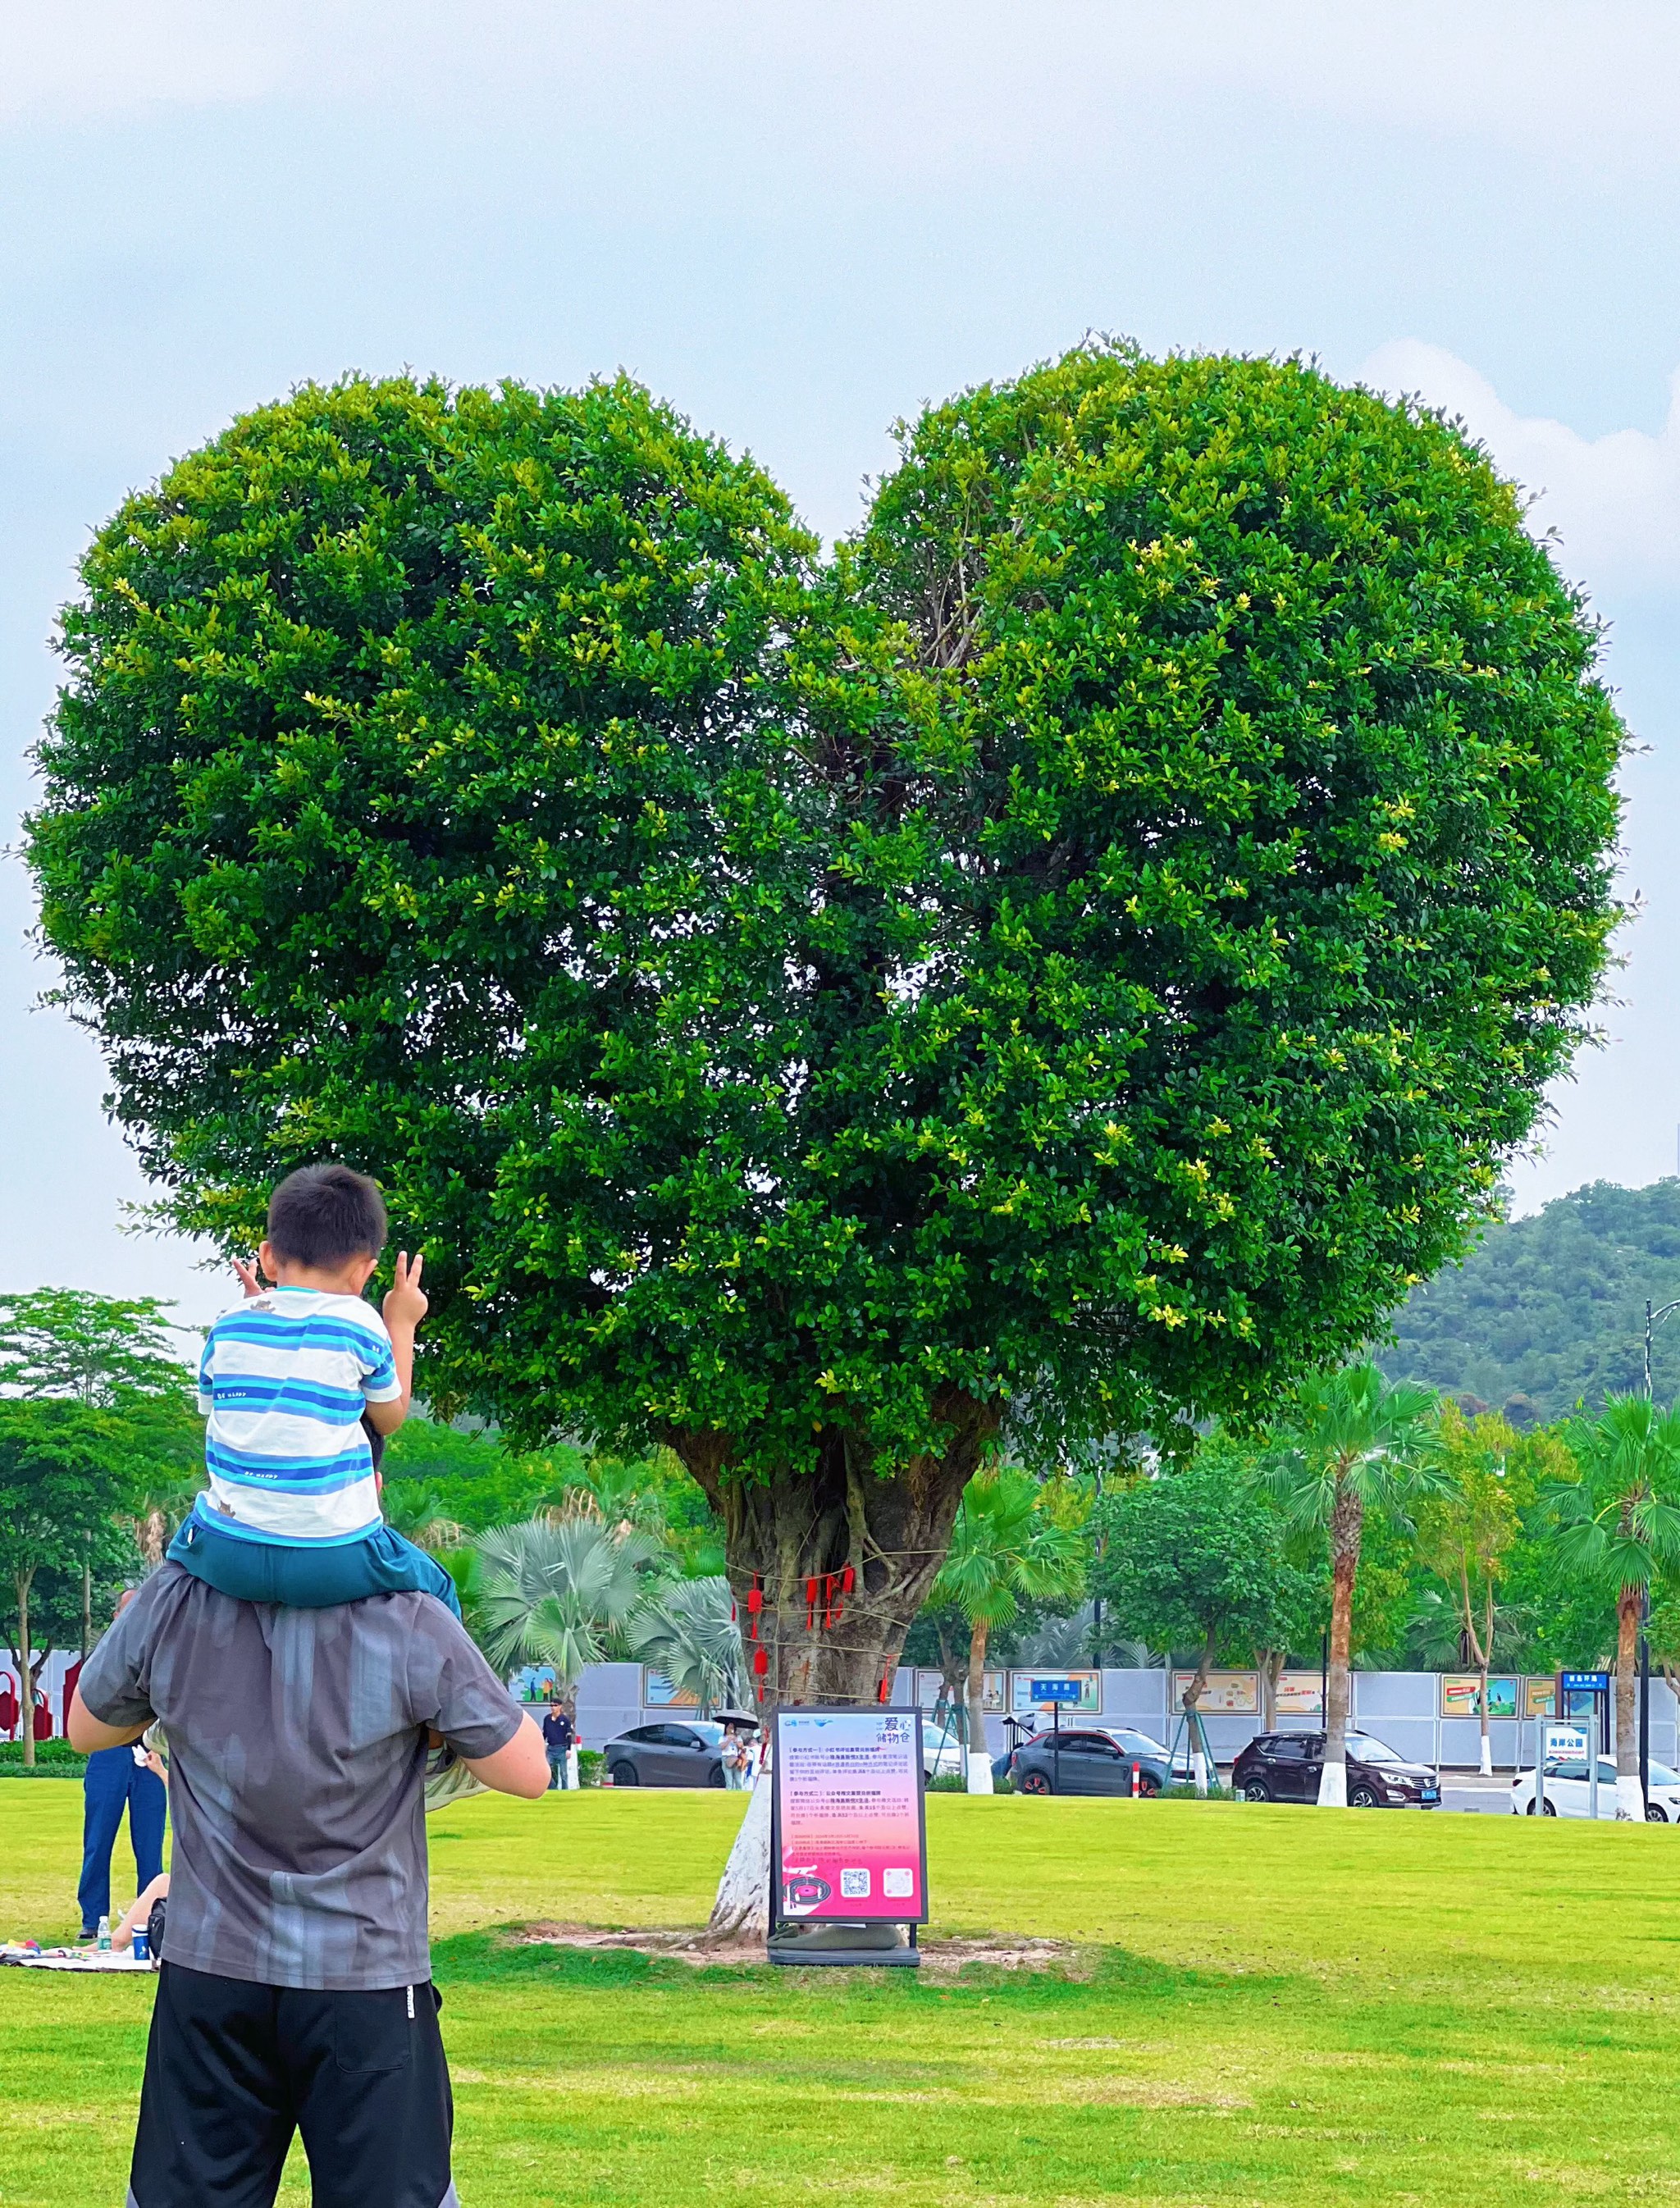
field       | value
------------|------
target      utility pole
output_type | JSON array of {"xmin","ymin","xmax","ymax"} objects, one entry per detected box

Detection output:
[
  {"xmin": 1645, "ymin": 1299, "xmax": 1680, "ymax": 1396},
  {"xmin": 1641, "ymin": 1585, "xmax": 1652, "ymax": 1816}
]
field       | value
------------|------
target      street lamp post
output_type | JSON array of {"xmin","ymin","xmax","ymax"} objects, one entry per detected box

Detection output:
[
  {"xmin": 1641, "ymin": 1587, "xmax": 1652, "ymax": 1818},
  {"xmin": 1645, "ymin": 1299, "xmax": 1680, "ymax": 1396}
]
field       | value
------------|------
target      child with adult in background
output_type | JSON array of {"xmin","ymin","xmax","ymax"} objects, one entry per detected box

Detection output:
[{"xmin": 169, "ymin": 1162, "xmax": 459, "ymax": 1613}]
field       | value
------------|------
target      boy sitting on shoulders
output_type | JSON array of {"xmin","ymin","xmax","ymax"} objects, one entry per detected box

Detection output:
[{"xmin": 171, "ymin": 1161, "xmax": 458, "ymax": 1613}]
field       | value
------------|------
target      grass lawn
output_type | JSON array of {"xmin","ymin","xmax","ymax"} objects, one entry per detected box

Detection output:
[{"xmin": 3, "ymin": 1781, "xmax": 1678, "ymax": 2204}]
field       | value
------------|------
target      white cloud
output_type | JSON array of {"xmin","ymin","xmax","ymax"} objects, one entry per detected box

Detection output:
[
  {"xmin": 1359, "ymin": 339, "xmax": 1680, "ymax": 603},
  {"xmin": 0, "ymin": 3, "xmax": 281, "ymax": 121},
  {"xmin": 4, "ymin": 2, "xmax": 1678, "ymax": 176}
]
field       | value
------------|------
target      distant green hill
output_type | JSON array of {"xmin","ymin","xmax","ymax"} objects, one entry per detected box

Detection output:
[{"xmin": 1381, "ymin": 1179, "xmax": 1680, "ymax": 1423}]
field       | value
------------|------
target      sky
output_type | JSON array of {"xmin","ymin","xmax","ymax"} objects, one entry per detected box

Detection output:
[{"xmin": 2, "ymin": 1, "xmax": 1678, "ymax": 1328}]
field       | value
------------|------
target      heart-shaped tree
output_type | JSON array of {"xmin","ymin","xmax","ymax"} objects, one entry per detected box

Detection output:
[{"xmin": 28, "ymin": 343, "xmax": 1623, "ymax": 1720}]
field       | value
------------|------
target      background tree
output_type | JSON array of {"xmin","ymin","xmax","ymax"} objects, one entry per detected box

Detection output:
[
  {"xmin": 471, "ymin": 1515, "xmax": 664, "ymax": 1713},
  {"xmin": 0, "ymin": 1288, "xmax": 189, "ymax": 1405},
  {"xmin": 0, "ymin": 1402, "xmax": 135, "ymax": 1764},
  {"xmin": 26, "ymin": 348, "xmax": 1623, "ymax": 1739},
  {"xmin": 1094, "ymin": 1444, "xmax": 1315, "ymax": 1786},
  {"xmin": 631, "ymin": 1576, "xmax": 744, "ymax": 1716},
  {"xmin": 1384, "ymin": 1179, "xmax": 1680, "ymax": 1420},
  {"xmin": 1411, "ymin": 1407, "xmax": 1572, "ymax": 1772},
  {"xmin": 1549, "ymin": 1394, "xmax": 1680, "ymax": 1818},
  {"xmin": 928, "ymin": 1469, "xmax": 1085, "ymax": 1774},
  {"xmin": 380, "ymin": 1480, "xmax": 467, "ymax": 1553},
  {"xmin": 1262, "ymin": 1363, "xmax": 1442, "ymax": 1805}
]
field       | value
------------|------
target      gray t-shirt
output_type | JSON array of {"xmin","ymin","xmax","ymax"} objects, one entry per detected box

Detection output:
[{"xmin": 78, "ymin": 1564, "xmax": 520, "ymax": 1991}]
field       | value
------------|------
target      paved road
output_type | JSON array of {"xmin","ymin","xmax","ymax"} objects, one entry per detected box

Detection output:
[{"xmin": 1440, "ymin": 1778, "xmax": 1513, "ymax": 1815}]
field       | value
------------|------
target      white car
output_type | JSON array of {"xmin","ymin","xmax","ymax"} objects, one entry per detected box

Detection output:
[
  {"xmin": 1510, "ymin": 1754, "xmax": 1680, "ymax": 1821},
  {"xmin": 922, "ymin": 1732, "xmax": 971, "ymax": 1778}
]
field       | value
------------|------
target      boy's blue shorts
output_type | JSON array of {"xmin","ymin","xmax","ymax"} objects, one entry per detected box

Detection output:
[{"xmin": 167, "ymin": 1508, "xmax": 463, "ymax": 1617}]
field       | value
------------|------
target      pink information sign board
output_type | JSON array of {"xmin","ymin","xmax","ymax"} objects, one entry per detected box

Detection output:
[{"xmin": 771, "ymin": 1708, "xmax": 929, "ymax": 1925}]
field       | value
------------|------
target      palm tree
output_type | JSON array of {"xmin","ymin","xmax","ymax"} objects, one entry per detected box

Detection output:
[
  {"xmin": 930, "ymin": 1470, "xmax": 1085, "ymax": 1779},
  {"xmin": 472, "ymin": 1517, "xmax": 664, "ymax": 1711},
  {"xmin": 1550, "ymin": 1394, "xmax": 1680, "ymax": 1818},
  {"xmin": 1261, "ymin": 1362, "xmax": 1441, "ymax": 1806},
  {"xmin": 381, "ymin": 1480, "xmax": 467, "ymax": 1553},
  {"xmin": 632, "ymin": 1576, "xmax": 744, "ymax": 1715},
  {"xmin": 129, "ymin": 1461, "xmax": 206, "ymax": 1569}
]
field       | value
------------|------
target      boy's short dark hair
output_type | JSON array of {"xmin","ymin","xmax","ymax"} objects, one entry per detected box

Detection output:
[{"xmin": 267, "ymin": 1164, "xmax": 388, "ymax": 1271}]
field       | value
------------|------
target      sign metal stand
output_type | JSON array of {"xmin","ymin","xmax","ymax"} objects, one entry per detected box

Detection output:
[
  {"xmin": 767, "ymin": 1706, "xmax": 929, "ymax": 1968},
  {"xmin": 1030, "ymin": 1677, "xmax": 1084, "ymax": 1791}
]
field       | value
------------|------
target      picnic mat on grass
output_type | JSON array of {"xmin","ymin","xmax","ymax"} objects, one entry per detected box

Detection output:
[{"xmin": 0, "ymin": 1945, "xmax": 154, "ymax": 1971}]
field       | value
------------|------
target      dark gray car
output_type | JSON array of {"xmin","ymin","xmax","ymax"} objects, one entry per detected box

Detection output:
[
  {"xmin": 1012, "ymin": 1727, "xmax": 1169, "ymax": 1797},
  {"xmin": 603, "ymin": 1721, "xmax": 726, "ymax": 1788}
]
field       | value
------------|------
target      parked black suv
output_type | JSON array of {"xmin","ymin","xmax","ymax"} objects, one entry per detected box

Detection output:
[{"xmin": 1231, "ymin": 1730, "xmax": 1440, "ymax": 1808}]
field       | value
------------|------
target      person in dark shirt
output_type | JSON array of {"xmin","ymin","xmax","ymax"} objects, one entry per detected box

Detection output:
[
  {"xmin": 541, "ymin": 1701, "xmax": 576, "ymax": 1789},
  {"xmin": 71, "ymin": 1565, "xmax": 548, "ymax": 2206}
]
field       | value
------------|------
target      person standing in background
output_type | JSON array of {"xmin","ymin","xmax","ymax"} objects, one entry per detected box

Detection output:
[
  {"xmin": 542, "ymin": 1699, "xmax": 576, "ymax": 1789},
  {"xmin": 77, "ymin": 1594, "xmax": 166, "ymax": 1940}
]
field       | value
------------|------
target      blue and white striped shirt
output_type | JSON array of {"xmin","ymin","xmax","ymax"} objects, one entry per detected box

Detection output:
[{"xmin": 194, "ymin": 1289, "xmax": 402, "ymax": 1547}]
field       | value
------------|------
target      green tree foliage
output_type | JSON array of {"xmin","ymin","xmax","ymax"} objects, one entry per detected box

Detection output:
[
  {"xmin": 1409, "ymin": 1407, "xmax": 1573, "ymax": 1769},
  {"xmin": 0, "ymin": 1403, "xmax": 136, "ymax": 1763},
  {"xmin": 380, "ymin": 1424, "xmax": 583, "ymax": 1533},
  {"xmin": 0, "ymin": 1287, "xmax": 201, "ymax": 1574},
  {"xmin": 1261, "ymin": 1363, "xmax": 1443, "ymax": 1802},
  {"xmin": 929, "ymin": 1471, "xmax": 1086, "ymax": 1752},
  {"xmin": 26, "ymin": 345, "xmax": 1624, "ymax": 1705},
  {"xmin": 1383, "ymin": 1179, "xmax": 1680, "ymax": 1421},
  {"xmin": 631, "ymin": 1576, "xmax": 743, "ymax": 1715},
  {"xmin": 0, "ymin": 1288, "xmax": 189, "ymax": 1405},
  {"xmin": 471, "ymin": 1516, "xmax": 665, "ymax": 1708},
  {"xmin": 1093, "ymin": 1446, "xmax": 1317, "ymax": 1721},
  {"xmin": 378, "ymin": 1480, "xmax": 467, "ymax": 1552},
  {"xmin": 1549, "ymin": 1394, "xmax": 1680, "ymax": 1809}
]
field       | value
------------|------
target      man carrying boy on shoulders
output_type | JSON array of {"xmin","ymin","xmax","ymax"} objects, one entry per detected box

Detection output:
[{"xmin": 71, "ymin": 1161, "xmax": 549, "ymax": 2206}]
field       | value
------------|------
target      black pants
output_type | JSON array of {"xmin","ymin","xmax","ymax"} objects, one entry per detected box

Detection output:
[{"xmin": 129, "ymin": 1963, "xmax": 456, "ymax": 2208}]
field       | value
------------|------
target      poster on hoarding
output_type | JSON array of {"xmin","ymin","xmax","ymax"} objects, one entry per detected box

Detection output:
[
  {"xmin": 772, "ymin": 1708, "xmax": 929, "ymax": 1925},
  {"xmin": 1009, "ymin": 1670, "xmax": 1102, "ymax": 1716},
  {"xmin": 1275, "ymin": 1672, "xmax": 1324, "ymax": 1715},
  {"xmin": 642, "ymin": 1668, "xmax": 701, "ymax": 1709},
  {"xmin": 1440, "ymin": 1675, "xmax": 1518, "ymax": 1718},
  {"xmin": 1171, "ymin": 1672, "xmax": 1258, "ymax": 1715},
  {"xmin": 915, "ymin": 1671, "xmax": 1005, "ymax": 1715},
  {"xmin": 1525, "ymin": 1677, "xmax": 1557, "ymax": 1718}
]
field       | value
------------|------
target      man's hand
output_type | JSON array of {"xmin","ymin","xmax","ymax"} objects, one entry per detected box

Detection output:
[
  {"xmin": 233, "ymin": 1256, "xmax": 265, "ymax": 1298},
  {"xmin": 382, "ymin": 1251, "xmax": 428, "ymax": 1331}
]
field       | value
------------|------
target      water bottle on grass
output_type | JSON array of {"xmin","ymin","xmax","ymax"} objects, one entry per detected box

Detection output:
[{"xmin": 96, "ymin": 1916, "xmax": 111, "ymax": 1952}]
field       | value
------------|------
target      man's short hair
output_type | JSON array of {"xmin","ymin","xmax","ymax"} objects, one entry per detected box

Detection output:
[{"xmin": 267, "ymin": 1164, "xmax": 388, "ymax": 1271}]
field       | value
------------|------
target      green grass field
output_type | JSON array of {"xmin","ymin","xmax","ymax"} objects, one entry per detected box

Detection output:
[{"xmin": 3, "ymin": 1781, "xmax": 1678, "ymax": 2205}]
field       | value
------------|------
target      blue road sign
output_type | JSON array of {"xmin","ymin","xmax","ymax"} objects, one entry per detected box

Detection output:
[
  {"xmin": 1031, "ymin": 1677, "xmax": 1083, "ymax": 1704},
  {"xmin": 1560, "ymin": 1671, "xmax": 1610, "ymax": 1693}
]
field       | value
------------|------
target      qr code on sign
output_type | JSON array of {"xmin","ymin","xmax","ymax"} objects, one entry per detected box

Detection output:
[
  {"xmin": 840, "ymin": 1868, "xmax": 870, "ymax": 1899},
  {"xmin": 883, "ymin": 1868, "xmax": 914, "ymax": 1899}
]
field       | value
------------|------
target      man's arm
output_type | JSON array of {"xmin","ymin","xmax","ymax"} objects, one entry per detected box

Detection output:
[
  {"xmin": 67, "ymin": 1688, "xmax": 148, "ymax": 1752},
  {"xmin": 460, "ymin": 1709, "xmax": 549, "ymax": 1799}
]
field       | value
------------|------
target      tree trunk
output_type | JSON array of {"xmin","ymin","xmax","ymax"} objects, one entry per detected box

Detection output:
[
  {"xmin": 1614, "ymin": 1585, "xmax": 1644, "ymax": 1820},
  {"xmin": 1317, "ymin": 1478, "xmax": 1362, "ymax": 1807},
  {"xmin": 678, "ymin": 1394, "xmax": 998, "ymax": 1937},
  {"xmin": 135, "ymin": 1508, "xmax": 168, "ymax": 1570},
  {"xmin": 16, "ymin": 1569, "xmax": 35, "ymax": 1771},
  {"xmin": 965, "ymin": 1618, "xmax": 993, "ymax": 1793},
  {"xmin": 1459, "ymin": 1561, "xmax": 1495, "ymax": 1778},
  {"xmin": 1183, "ymin": 1629, "xmax": 1217, "ymax": 1795},
  {"xmin": 1255, "ymin": 1648, "xmax": 1284, "ymax": 1732}
]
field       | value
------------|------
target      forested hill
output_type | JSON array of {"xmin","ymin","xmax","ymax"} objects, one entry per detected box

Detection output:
[{"xmin": 1381, "ymin": 1179, "xmax": 1680, "ymax": 1423}]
